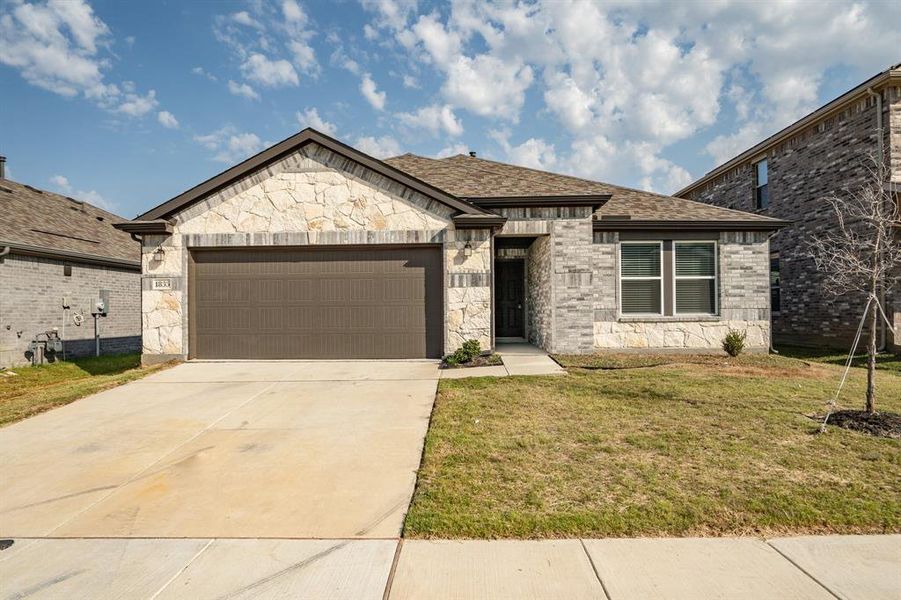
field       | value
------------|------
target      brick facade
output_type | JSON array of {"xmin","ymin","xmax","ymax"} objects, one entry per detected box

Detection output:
[
  {"xmin": 0, "ymin": 254, "xmax": 141, "ymax": 366},
  {"xmin": 683, "ymin": 85, "xmax": 900, "ymax": 351}
]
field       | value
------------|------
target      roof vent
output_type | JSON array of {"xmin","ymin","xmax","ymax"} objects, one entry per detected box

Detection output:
[
  {"xmin": 96, "ymin": 216, "xmax": 104, "ymax": 222},
  {"xmin": 24, "ymin": 184, "xmax": 43, "ymax": 194},
  {"xmin": 469, "ymin": 151, "xmax": 477, "ymax": 157}
]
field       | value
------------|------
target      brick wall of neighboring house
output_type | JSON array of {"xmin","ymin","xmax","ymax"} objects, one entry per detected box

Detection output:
[
  {"xmin": 0, "ymin": 254, "xmax": 141, "ymax": 367},
  {"xmin": 684, "ymin": 86, "xmax": 899, "ymax": 351}
]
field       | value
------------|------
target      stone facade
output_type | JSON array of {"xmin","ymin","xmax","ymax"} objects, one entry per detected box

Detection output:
[
  {"xmin": 589, "ymin": 231, "xmax": 770, "ymax": 351},
  {"xmin": 0, "ymin": 254, "xmax": 140, "ymax": 366},
  {"xmin": 140, "ymin": 142, "xmax": 491, "ymax": 361},
  {"xmin": 683, "ymin": 85, "xmax": 900, "ymax": 350},
  {"xmin": 526, "ymin": 235, "xmax": 552, "ymax": 348}
]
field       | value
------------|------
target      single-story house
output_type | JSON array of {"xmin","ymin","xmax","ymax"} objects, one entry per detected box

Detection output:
[
  {"xmin": 0, "ymin": 165, "xmax": 142, "ymax": 367},
  {"xmin": 115, "ymin": 129, "xmax": 788, "ymax": 363}
]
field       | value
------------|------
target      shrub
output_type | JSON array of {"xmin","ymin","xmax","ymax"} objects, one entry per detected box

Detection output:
[
  {"xmin": 444, "ymin": 339, "xmax": 482, "ymax": 366},
  {"xmin": 722, "ymin": 329, "xmax": 747, "ymax": 357}
]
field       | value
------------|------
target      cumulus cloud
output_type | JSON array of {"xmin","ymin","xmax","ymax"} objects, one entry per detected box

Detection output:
[
  {"xmin": 49, "ymin": 174, "xmax": 115, "ymax": 211},
  {"xmin": 296, "ymin": 107, "xmax": 337, "ymax": 136},
  {"xmin": 396, "ymin": 104, "xmax": 463, "ymax": 137},
  {"xmin": 360, "ymin": 73, "xmax": 386, "ymax": 110},
  {"xmin": 241, "ymin": 53, "xmax": 299, "ymax": 87},
  {"xmin": 362, "ymin": 0, "xmax": 901, "ymax": 192},
  {"xmin": 228, "ymin": 79, "xmax": 260, "ymax": 100},
  {"xmin": 157, "ymin": 110, "xmax": 179, "ymax": 129},
  {"xmin": 355, "ymin": 134, "xmax": 401, "ymax": 158},
  {"xmin": 0, "ymin": 0, "xmax": 167, "ymax": 119},
  {"xmin": 194, "ymin": 126, "xmax": 264, "ymax": 163}
]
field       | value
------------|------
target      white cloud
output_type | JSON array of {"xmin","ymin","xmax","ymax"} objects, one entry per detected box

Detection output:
[
  {"xmin": 241, "ymin": 53, "xmax": 299, "ymax": 87},
  {"xmin": 228, "ymin": 79, "xmax": 260, "ymax": 100},
  {"xmin": 435, "ymin": 142, "xmax": 470, "ymax": 158},
  {"xmin": 363, "ymin": 24, "xmax": 378, "ymax": 40},
  {"xmin": 282, "ymin": 0, "xmax": 305, "ymax": 23},
  {"xmin": 194, "ymin": 126, "xmax": 264, "ymax": 163},
  {"xmin": 116, "ymin": 89, "xmax": 157, "ymax": 117},
  {"xmin": 192, "ymin": 66, "xmax": 217, "ymax": 81},
  {"xmin": 49, "ymin": 174, "xmax": 114, "ymax": 211},
  {"xmin": 157, "ymin": 110, "xmax": 179, "ymax": 129},
  {"xmin": 490, "ymin": 130, "xmax": 557, "ymax": 170},
  {"xmin": 296, "ymin": 107, "xmax": 337, "ymax": 136},
  {"xmin": 230, "ymin": 11, "xmax": 261, "ymax": 29},
  {"xmin": 402, "ymin": 74, "xmax": 419, "ymax": 89},
  {"xmin": 0, "ymin": 0, "xmax": 166, "ymax": 118},
  {"xmin": 360, "ymin": 73, "xmax": 386, "ymax": 110},
  {"xmin": 442, "ymin": 54, "xmax": 532, "ymax": 120},
  {"xmin": 355, "ymin": 135, "xmax": 401, "ymax": 158},
  {"xmin": 397, "ymin": 104, "xmax": 463, "ymax": 137}
]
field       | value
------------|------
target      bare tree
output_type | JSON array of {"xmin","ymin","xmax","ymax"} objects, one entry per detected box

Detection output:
[{"xmin": 806, "ymin": 160, "xmax": 901, "ymax": 413}]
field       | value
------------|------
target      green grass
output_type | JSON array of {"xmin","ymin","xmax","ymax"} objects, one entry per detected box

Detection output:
[
  {"xmin": 405, "ymin": 353, "xmax": 901, "ymax": 539},
  {"xmin": 776, "ymin": 345, "xmax": 901, "ymax": 373},
  {"xmin": 0, "ymin": 353, "xmax": 172, "ymax": 426}
]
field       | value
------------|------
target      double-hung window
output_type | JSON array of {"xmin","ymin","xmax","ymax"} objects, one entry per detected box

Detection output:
[
  {"xmin": 618, "ymin": 240, "xmax": 719, "ymax": 317},
  {"xmin": 620, "ymin": 242, "xmax": 663, "ymax": 315},
  {"xmin": 674, "ymin": 242, "xmax": 717, "ymax": 315}
]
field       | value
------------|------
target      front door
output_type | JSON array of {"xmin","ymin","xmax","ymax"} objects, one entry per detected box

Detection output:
[{"xmin": 496, "ymin": 260, "xmax": 525, "ymax": 337}]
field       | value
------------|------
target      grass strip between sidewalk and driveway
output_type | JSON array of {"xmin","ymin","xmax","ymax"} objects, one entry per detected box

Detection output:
[
  {"xmin": 404, "ymin": 352, "xmax": 901, "ymax": 539},
  {"xmin": 0, "ymin": 353, "xmax": 173, "ymax": 426}
]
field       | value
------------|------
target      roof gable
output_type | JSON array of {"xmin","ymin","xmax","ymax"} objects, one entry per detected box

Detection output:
[{"xmin": 138, "ymin": 128, "xmax": 489, "ymax": 221}]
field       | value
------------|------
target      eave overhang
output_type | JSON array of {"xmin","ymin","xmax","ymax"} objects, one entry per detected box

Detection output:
[
  {"xmin": 0, "ymin": 240, "xmax": 140, "ymax": 270},
  {"xmin": 467, "ymin": 194, "xmax": 610, "ymax": 211},
  {"xmin": 452, "ymin": 214, "xmax": 508, "ymax": 229},
  {"xmin": 113, "ymin": 220, "xmax": 174, "ymax": 235},
  {"xmin": 592, "ymin": 218, "xmax": 791, "ymax": 232}
]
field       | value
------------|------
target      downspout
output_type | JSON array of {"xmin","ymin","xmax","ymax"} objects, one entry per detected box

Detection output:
[
  {"xmin": 766, "ymin": 231, "xmax": 778, "ymax": 354},
  {"xmin": 866, "ymin": 87, "xmax": 887, "ymax": 352}
]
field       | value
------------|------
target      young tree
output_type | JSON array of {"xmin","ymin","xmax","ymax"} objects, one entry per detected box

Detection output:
[{"xmin": 806, "ymin": 160, "xmax": 901, "ymax": 413}]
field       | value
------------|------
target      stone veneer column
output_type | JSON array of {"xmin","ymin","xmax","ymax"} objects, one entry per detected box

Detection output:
[
  {"xmin": 444, "ymin": 228, "xmax": 492, "ymax": 354},
  {"xmin": 549, "ymin": 220, "xmax": 595, "ymax": 353}
]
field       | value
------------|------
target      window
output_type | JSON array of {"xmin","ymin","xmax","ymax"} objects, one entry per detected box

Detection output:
[
  {"xmin": 770, "ymin": 252, "xmax": 781, "ymax": 313},
  {"xmin": 754, "ymin": 159, "xmax": 769, "ymax": 209},
  {"xmin": 674, "ymin": 242, "xmax": 717, "ymax": 315},
  {"xmin": 620, "ymin": 242, "xmax": 663, "ymax": 314}
]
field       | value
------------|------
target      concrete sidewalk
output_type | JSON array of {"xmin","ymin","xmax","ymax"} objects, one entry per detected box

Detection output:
[
  {"xmin": 441, "ymin": 341, "xmax": 566, "ymax": 379},
  {"xmin": 2, "ymin": 535, "xmax": 897, "ymax": 599}
]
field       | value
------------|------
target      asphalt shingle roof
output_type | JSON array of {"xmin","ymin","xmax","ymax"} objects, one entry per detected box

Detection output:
[
  {"xmin": 0, "ymin": 178, "xmax": 140, "ymax": 263},
  {"xmin": 385, "ymin": 153, "xmax": 785, "ymax": 224}
]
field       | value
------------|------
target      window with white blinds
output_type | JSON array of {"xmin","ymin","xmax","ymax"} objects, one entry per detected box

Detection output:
[
  {"xmin": 675, "ymin": 242, "xmax": 717, "ymax": 314},
  {"xmin": 620, "ymin": 242, "xmax": 663, "ymax": 314}
]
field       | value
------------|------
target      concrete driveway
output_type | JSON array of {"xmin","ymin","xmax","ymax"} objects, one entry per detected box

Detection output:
[{"xmin": 0, "ymin": 360, "xmax": 439, "ymax": 539}]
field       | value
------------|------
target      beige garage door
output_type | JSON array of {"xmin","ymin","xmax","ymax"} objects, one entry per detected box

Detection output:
[{"xmin": 189, "ymin": 246, "xmax": 444, "ymax": 359}]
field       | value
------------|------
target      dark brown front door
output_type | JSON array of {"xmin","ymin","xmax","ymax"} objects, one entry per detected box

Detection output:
[
  {"xmin": 496, "ymin": 260, "xmax": 525, "ymax": 337},
  {"xmin": 189, "ymin": 246, "xmax": 443, "ymax": 359}
]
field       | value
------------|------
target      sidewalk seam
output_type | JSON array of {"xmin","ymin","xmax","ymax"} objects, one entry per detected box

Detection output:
[
  {"xmin": 764, "ymin": 540, "xmax": 842, "ymax": 600},
  {"xmin": 382, "ymin": 539, "xmax": 403, "ymax": 600},
  {"xmin": 148, "ymin": 538, "xmax": 215, "ymax": 600},
  {"xmin": 579, "ymin": 539, "xmax": 612, "ymax": 600}
]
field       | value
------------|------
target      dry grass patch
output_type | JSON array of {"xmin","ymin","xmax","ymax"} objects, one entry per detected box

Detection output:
[
  {"xmin": 405, "ymin": 354, "xmax": 901, "ymax": 539},
  {"xmin": 1, "ymin": 354, "xmax": 173, "ymax": 426}
]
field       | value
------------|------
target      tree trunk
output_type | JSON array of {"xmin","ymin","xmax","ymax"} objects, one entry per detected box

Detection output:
[{"xmin": 866, "ymin": 301, "xmax": 877, "ymax": 413}]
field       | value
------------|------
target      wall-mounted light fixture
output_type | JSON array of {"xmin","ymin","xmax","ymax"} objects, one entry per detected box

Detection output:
[
  {"xmin": 151, "ymin": 246, "xmax": 166, "ymax": 264},
  {"xmin": 463, "ymin": 241, "xmax": 473, "ymax": 257}
]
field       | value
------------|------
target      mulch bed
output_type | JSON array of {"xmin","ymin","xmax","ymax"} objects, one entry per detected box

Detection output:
[
  {"xmin": 823, "ymin": 410, "xmax": 901, "ymax": 439},
  {"xmin": 440, "ymin": 354, "xmax": 503, "ymax": 370}
]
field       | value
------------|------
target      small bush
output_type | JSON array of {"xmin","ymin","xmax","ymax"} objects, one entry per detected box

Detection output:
[
  {"xmin": 444, "ymin": 339, "xmax": 482, "ymax": 366},
  {"xmin": 722, "ymin": 329, "xmax": 747, "ymax": 357}
]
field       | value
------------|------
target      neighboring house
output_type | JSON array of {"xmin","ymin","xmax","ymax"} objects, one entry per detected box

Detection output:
[
  {"xmin": 0, "ymin": 167, "xmax": 141, "ymax": 367},
  {"xmin": 115, "ymin": 129, "xmax": 787, "ymax": 364},
  {"xmin": 677, "ymin": 64, "xmax": 901, "ymax": 352}
]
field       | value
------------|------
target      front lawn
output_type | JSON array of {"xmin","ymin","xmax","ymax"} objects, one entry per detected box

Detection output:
[
  {"xmin": 404, "ymin": 353, "xmax": 901, "ymax": 538},
  {"xmin": 0, "ymin": 353, "xmax": 172, "ymax": 426}
]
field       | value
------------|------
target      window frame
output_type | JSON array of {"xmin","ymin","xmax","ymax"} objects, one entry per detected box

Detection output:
[
  {"xmin": 618, "ymin": 240, "xmax": 665, "ymax": 317},
  {"xmin": 672, "ymin": 240, "xmax": 719, "ymax": 316},
  {"xmin": 754, "ymin": 158, "xmax": 769, "ymax": 209}
]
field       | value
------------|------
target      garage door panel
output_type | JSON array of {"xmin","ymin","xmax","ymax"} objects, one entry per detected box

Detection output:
[{"xmin": 190, "ymin": 246, "xmax": 443, "ymax": 359}]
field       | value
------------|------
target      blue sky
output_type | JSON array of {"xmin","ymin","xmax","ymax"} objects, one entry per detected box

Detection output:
[{"xmin": 1, "ymin": 0, "xmax": 899, "ymax": 218}]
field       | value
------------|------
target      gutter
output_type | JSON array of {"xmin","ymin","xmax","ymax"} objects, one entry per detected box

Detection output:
[
  {"xmin": 0, "ymin": 241, "xmax": 141, "ymax": 271},
  {"xmin": 592, "ymin": 218, "xmax": 791, "ymax": 232}
]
